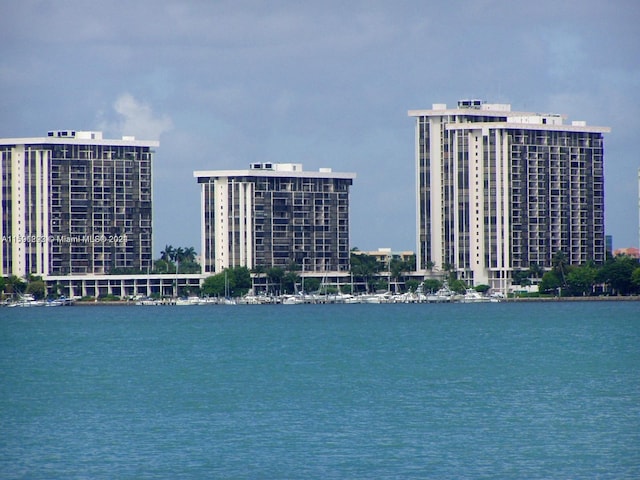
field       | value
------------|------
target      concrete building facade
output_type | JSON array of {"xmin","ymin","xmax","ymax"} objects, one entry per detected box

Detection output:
[
  {"xmin": 194, "ymin": 163, "xmax": 356, "ymax": 274},
  {"xmin": 409, "ymin": 100, "xmax": 610, "ymax": 291},
  {"xmin": 1, "ymin": 130, "xmax": 157, "ymax": 277}
]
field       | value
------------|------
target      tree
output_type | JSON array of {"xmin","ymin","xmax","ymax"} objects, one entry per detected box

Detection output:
[
  {"xmin": 160, "ymin": 245, "xmax": 174, "ymax": 262},
  {"xmin": 183, "ymin": 247, "xmax": 197, "ymax": 263},
  {"xmin": 566, "ymin": 264, "xmax": 597, "ymax": 296},
  {"xmin": 174, "ymin": 247, "xmax": 185, "ymax": 264},
  {"xmin": 230, "ymin": 267, "xmax": 252, "ymax": 296},
  {"xmin": 153, "ymin": 259, "xmax": 172, "ymax": 273},
  {"xmin": 529, "ymin": 263, "xmax": 544, "ymax": 281},
  {"xmin": 303, "ymin": 278, "xmax": 321, "ymax": 293},
  {"xmin": 631, "ymin": 267, "xmax": 640, "ymax": 293},
  {"xmin": 202, "ymin": 274, "xmax": 225, "ymax": 297},
  {"xmin": 282, "ymin": 271, "xmax": 300, "ymax": 294},
  {"xmin": 26, "ymin": 276, "xmax": 46, "ymax": 300},
  {"xmin": 155, "ymin": 246, "xmax": 200, "ymax": 273},
  {"xmin": 5, "ymin": 276, "xmax": 26, "ymax": 295},
  {"xmin": 405, "ymin": 279, "xmax": 421, "ymax": 293},
  {"xmin": 598, "ymin": 255, "xmax": 639, "ymax": 295},
  {"xmin": 552, "ymin": 251, "xmax": 569, "ymax": 287},
  {"xmin": 201, "ymin": 267, "xmax": 252, "ymax": 297},
  {"xmin": 539, "ymin": 270, "xmax": 562, "ymax": 295},
  {"xmin": 389, "ymin": 256, "xmax": 415, "ymax": 293},
  {"xmin": 350, "ymin": 253, "xmax": 380, "ymax": 293},
  {"xmin": 449, "ymin": 279, "xmax": 467, "ymax": 294},
  {"xmin": 512, "ymin": 270, "xmax": 530, "ymax": 286},
  {"xmin": 267, "ymin": 267, "xmax": 285, "ymax": 294},
  {"xmin": 423, "ymin": 279, "xmax": 442, "ymax": 293}
]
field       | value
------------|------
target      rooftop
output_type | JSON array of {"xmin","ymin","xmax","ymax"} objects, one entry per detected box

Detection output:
[
  {"xmin": 194, "ymin": 163, "xmax": 356, "ymax": 181},
  {"xmin": 0, "ymin": 130, "xmax": 159, "ymax": 147},
  {"xmin": 408, "ymin": 100, "xmax": 611, "ymax": 133}
]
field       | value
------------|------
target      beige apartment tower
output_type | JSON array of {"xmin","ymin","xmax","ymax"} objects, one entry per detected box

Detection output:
[
  {"xmin": 194, "ymin": 163, "xmax": 355, "ymax": 275},
  {"xmin": 409, "ymin": 100, "xmax": 610, "ymax": 291},
  {"xmin": 1, "ymin": 130, "xmax": 157, "ymax": 277}
]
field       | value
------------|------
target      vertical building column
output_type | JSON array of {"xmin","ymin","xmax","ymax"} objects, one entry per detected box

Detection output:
[
  {"xmin": 451, "ymin": 129, "xmax": 461, "ymax": 273},
  {"xmin": 34, "ymin": 149, "xmax": 50, "ymax": 276},
  {"xmin": 214, "ymin": 178, "xmax": 229, "ymax": 272},
  {"xmin": 468, "ymin": 129, "xmax": 486, "ymax": 284},
  {"xmin": 496, "ymin": 129, "xmax": 511, "ymax": 294},
  {"xmin": 11, "ymin": 146, "xmax": 26, "ymax": 277},
  {"xmin": 414, "ymin": 119, "xmax": 423, "ymax": 272},
  {"xmin": 238, "ymin": 181, "xmax": 244, "ymax": 267},
  {"xmin": 429, "ymin": 117, "xmax": 444, "ymax": 272},
  {"xmin": 244, "ymin": 182, "xmax": 254, "ymax": 269},
  {"xmin": 200, "ymin": 183, "xmax": 206, "ymax": 275}
]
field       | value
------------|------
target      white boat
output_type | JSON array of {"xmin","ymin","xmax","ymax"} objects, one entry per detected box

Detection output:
[
  {"xmin": 8, "ymin": 294, "xmax": 46, "ymax": 307},
  {"xmin": 281, "ymin": 294, "xmax": 304, "ymax": 305},
  {"xmin": 135, "ymin": 298, "xmax": 161, "ymax": 306},
  {"xmin": 459, "ymin": 289, "xmax": 492, "ymax": 303},
  {"xmin": 45, "ymin": 296, "xmax": 74, "ymax": 307},
  {"xmin": 427, "ymin": 283, "xmax": 455, "ymax": 303},
  {"xmin": 175, "ymin": 296, "xmax": 202, "ymax": 306}
]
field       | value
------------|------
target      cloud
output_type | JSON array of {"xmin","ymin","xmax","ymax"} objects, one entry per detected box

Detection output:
[{"xmin": 99, "ymin": 93, "xmax": 173, "ymax": 140}]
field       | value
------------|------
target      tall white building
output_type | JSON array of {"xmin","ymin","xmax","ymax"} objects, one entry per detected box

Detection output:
[
  {"xmin": 194, "ymin": 163, "xmax": 356, "ymax": 274},
  {"xmin": 1, "ymin": 130, "xmax": 158, "ymax": 278},
  {"xmin": 409, "ymin": 100, "xmax": 610, "ymax": 291}
]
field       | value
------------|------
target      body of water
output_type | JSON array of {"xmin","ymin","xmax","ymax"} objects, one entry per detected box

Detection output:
[{"xmin": 1, "ymin": 302, "xmax": 639, "ymax": 479}]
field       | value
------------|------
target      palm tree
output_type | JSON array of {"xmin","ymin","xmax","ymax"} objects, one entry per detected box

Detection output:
[
  {"xmin": 528, "ymin": 263, "xmax": 544, "ymax": 281},
  {"xmin": 160, "ymin": 245, "xmax": 174, "ymax": 262},
  {"xmin": 552, "ymin": 251, "xmax": 569, "ymax": 286},
  {"xmin": 183, "ymin": 247, "xmax": 197, "ymax": 263},
  {"xmin": 350, "ymin": 253, "xmax": 379, "ymax": 293},
  {"xmin": 174, "ymin": 247, "xmax": 185, "ymax": 264}
]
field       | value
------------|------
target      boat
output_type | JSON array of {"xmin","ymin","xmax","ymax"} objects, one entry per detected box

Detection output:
[
  {"xmin": 175, "ymin": 296, "xmax": 202, "ymax": 306},
  {"xmin": 45, "ymin": 296, "xmax": 74, "ymax": 307},
  {"xmin": 135, "ymin": 297, "xmax": 161, "ymax": 306},
  {"xmin": 7, "ymin": 294, "xmax": 46, "ymax": 307},
  {"xmin": 459, "ymin": 289, "xmax": 492, "ymax": 303},
  {"xmin": 426, "ymin": 282, "xmax": 455, "ymax": 303},
  {"xmin": 281, "ymin": 293, "xmax": 305, "ymax": 305}
]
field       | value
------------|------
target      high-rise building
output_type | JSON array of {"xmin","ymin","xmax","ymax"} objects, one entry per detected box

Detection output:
[
  {"xmin": 194, "ymin": 163, "xmax": 356, "ymax": 274},
  {"xmin": 409, "ymin": 100, "xmax": 610, "ymax": 290},
  {"xmin": 1, "ymin": 130, "xmax": 157, "ymax": 277}
]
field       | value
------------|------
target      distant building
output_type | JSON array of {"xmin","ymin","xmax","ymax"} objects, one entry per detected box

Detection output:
[
  {"xmin": 352, "ymin": 248, "xmax": 415, "ymax": 267},
  {"xmin": 613, "ymin": 247, "xmax": 640, "ymax": 258},
  {"xmin": 194, "ymin": 163, "xmax": 356, "ymax": 274},
  {"xmin": 409, "ymin": 100, "xmax": 610, "ymax": 291},
  {"xmin": 1, "ymin": 130, "xmax": 157, "ymax": 277}
]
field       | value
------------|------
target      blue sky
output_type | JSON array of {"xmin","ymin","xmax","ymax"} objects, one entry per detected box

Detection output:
[{"xmin": 2, "ymin": 0, "xmax": 639, "ymax": 254}]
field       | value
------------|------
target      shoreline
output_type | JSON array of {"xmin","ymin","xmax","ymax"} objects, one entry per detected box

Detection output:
[{"xmin": 62, "ymin": 295, "xmax": 640, "ymax": 306}]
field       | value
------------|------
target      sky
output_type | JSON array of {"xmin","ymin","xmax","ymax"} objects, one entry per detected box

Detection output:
[{"xmin": 1, "ymin": 0, "xmax": 639, "ymax": 255}]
